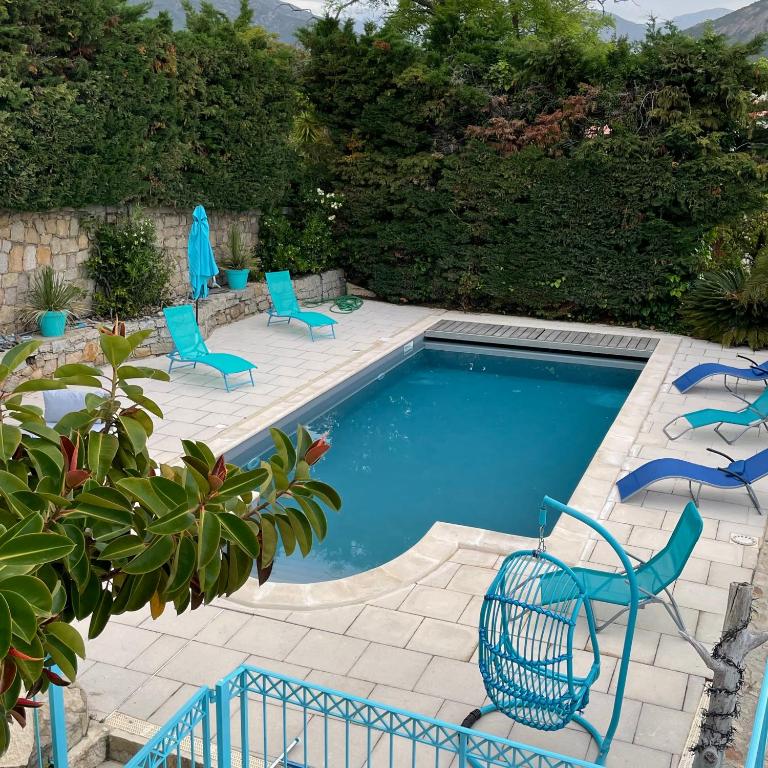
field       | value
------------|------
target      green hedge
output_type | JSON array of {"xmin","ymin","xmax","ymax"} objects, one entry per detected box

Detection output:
[
  {"xmin": 339, "ymin": 142, "xmax": 764, "ymax": 327},
  {"xmin": 301, "ymin": 19, "xmax": 768, "ymax": 328},
  {"xmin": 0, "ymin": 1, "xmax": 298, "ymax": 211}
]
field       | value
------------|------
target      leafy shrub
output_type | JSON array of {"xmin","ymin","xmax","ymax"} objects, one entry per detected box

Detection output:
[
  {"xmin": 682, "ymin": 247, "xmax": 768, "ymax": 349},
  {"xmin": 86, "ymin": 214, "xmax": 172, "ymax": 320},
  {"xmin": 19, "ymin": 267, "xmax": 84, "ymax": 328},
  {"xmin": 0, "ymin": 328, "xmax": 341, "ymax": 754},
  {"xmin": 259, "ymin": 189, "xmax": 342, "ymax": 275},
  {"xmin": 0, "ymin": 1, "xmax": 298, "ymax": 211},
  {"xmin": 300, "ymin": 19, "xmax": 768, "ymax": 329}
]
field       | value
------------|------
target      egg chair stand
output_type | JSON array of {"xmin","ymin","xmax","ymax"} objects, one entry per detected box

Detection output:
[{"xmin": 461, "ymin": 496, "xmax": 640, "ymax": 766}]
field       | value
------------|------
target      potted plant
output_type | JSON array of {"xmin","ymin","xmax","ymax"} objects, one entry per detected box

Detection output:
[
  {"xmin": 223, "ymin": 226, "xmax": 255, "ymax": 291},
  {"xmin": 20, "ymin": 266, "xmax": 84, "ymax": 337}
]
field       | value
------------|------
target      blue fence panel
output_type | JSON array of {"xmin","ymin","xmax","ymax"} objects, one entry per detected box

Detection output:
[
  {"xmin": 32, "ymin": 665, "xmax": 71, "ymax": 768},
  {"xmin": 128, "ymin": 665, "xmax": 602, "ymax": 768},
  {"xmin": 746, "ymin": 659, "xmax": 768, "ymax": 768},
  {"xmin": 125, "ymin": 686, "xmax": 212, "ymax": 768}
]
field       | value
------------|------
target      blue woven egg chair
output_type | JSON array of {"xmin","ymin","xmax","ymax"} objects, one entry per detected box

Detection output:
[{"xmin": 462, "ymin": 496, "xmax": 640, "ymax": 766}]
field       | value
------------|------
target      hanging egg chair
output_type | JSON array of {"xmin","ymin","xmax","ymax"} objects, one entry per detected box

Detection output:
[{"xmin": 461, "ymin": 496, "xmax": 640, "ymax": 766}]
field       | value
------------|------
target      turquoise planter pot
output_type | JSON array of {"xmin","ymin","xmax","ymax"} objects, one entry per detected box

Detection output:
[
  {"xmin": 39, "ymin": 311, "xmax": 67, "ymax": 337},
  {"xmin": 225, "ymin": 269, "xmax": 249, "ymax": 291}
]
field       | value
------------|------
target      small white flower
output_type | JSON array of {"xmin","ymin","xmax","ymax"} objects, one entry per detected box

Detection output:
[{"xmin": 328, "ymin": 215, "xmax": 336, "ymax": 221}]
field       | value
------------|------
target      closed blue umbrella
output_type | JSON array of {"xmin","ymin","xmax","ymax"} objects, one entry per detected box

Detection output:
[{"xmin": 187, "ymin": 205, "xmax": 219, "ymax": 301}]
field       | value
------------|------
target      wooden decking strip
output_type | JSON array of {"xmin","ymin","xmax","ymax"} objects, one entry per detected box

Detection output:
[{"xmin": 425, "ymin": 320, "xmax": 658, "ymax": 358}]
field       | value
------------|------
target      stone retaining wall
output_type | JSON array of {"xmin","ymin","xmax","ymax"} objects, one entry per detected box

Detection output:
[
  {"xmin": 20, "ymin": 269, "xmax": 346, "ymax": 380},
  {"xmin": 0, "ymin": 206, "xmax": 260, "ymax": 331}
]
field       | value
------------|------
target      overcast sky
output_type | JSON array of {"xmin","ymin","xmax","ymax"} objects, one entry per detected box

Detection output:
[
  {"xmin": 289, "ymin": 0, "xmax": 756, "ymax": 25},
  {"xmin": 614, "ymin": 0, "xmax": 752, "ymax": 22}
]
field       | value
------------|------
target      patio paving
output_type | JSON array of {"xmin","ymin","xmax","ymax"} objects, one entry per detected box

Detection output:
[{"xmin": 69, "ymin": 301, "xmax": 767, "ymax": 768}]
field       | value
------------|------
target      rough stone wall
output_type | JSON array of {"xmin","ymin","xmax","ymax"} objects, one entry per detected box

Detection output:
[
  {"xmin": 19, "ymin": 269, "xmax": 346, "ymax": 381},
  {"xmin": 0, "ymin": 207, "xmax": 260, "ymax": 332}
]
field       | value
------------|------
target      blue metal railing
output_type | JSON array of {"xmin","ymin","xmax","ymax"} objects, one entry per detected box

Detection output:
[
  {"xmin": 126, "ymin": 665, "xmax": 602, "ymax": 768},
  {"xmin": 746, "ymin": 659, "xmax": 768, "ymax": 768},
  {"xmin": 32, "ymin": 665, "xmax": 70, "ymax": 768}
]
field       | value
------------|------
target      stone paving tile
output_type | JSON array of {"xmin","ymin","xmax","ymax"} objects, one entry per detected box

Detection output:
[
  {"xmin": 400, "ymin": 585, "xmax": 471, "ymax": 621},
  {"xmin": 456, "ymin": 594, "xmax": 483, "ymax": 627},
  {"xmin": 139, "ymin": 605, "xmax": 221, "ymax": 638},
  {"xmin": 77, "ymin": 662, "xmax": 150, "ymax": 718},
  {"xmin": 225, "ymin": 615, "xmax": 308, "ymax": 660},
  {"xmin": 415, "ymin": 657, "xmax": 486, "ymax": 706},
  {"xmin": 128, "ymin": 635, "xmax": 188, "ymax": 674},
  {"xmin": 244, "ymin": 654, "xmax": 311, "ymax": 680},
  {"xmin": 634, "ymin": 703, "xmax": 696, "ymax": 755},
  {"xmin": 83, "ymin": 623, "xmax": 160, "ymax": 667},
  {"xmin": 588, "ymin": 739, "xmax": 672, "ymax": 768},
  {"xmin": 672, "ymin": 580, "xmax": 730, "ymax": 613},
  {"xmin": 508, "ymin": 723, "xmax": 592, "ymax": 762},
  {"xmin": 418, "ymin": 561, "xmax": 461, "ymax": 588},
  {"xmin": 445, "ymin": 565, "xmax": 496, "ymax": 595},
  {"xmin": 285, "ymin": 630, "xmax": 368, "ymax": 675},
  {"xmin": 406, "ymin": 618, "xmax": 478, "ymax": 661},
  {"xmin": 586, "ymin": 624, "xmax": 660, "ymax": 665},
  {"xmin": 609, "ymin": 661, "xmax": 688, "ymax": 710},
  {"xmin": 654, "ymin": 634, "xmax": 712, "ymax": 678},
  {"xmin": 436, "ymin": 700, "xmax": 513, "ymax": 739},
  {"xmin": 349, "ymin": 642, "xmax": 431, "ymax": 689},
  {"xmin": 146, "ymin": 682, "xmax": 202, "ymax": 726},
  {"xmin": 346, "ymin": 605, "xmax": 423, "ymax": 647},
  {"xmin": 369, "ymin": 684, "xmax": 443, "ymax": 717},
  {"xmin": 563, "ymin": 690, "xmax": 641, "ymax": 743},
  {"xmin": 119, "ymin": 676, "xmax": 184, "ymax": 721},
  {"xmin": 159, "ymin": 641, "xmax": 248, "ymax": 686},
  {"xmin": 305, "ymin": 671, "xmax": 375, "ymax": 699},
  {"xmin": 195, "ymin": 610, "xmax": 251, "ymax": 646},
  {"xmin": 706, "ymin": 560, "xmax": 754, "ymax": 589},
  {"xmin": 287, "ymin": 604, "xmax": 364, "ymax": 634}
]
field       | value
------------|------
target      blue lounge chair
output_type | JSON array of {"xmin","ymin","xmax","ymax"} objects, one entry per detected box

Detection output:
[
  {"xmin": 664, "ymin": 388, "xmax": 768, "ymax": 444},
  {"xmin": 163, "ymin": 305, "xmax": 256, "ymax": 392},
  {"xmin": 672, "ymin": 354, "xmax": 768, "ymax": 397},
  {"xmin": 265, "ymin": 271, "xmax": 337, "ymax": 341},
  {"xmin": 617, "ymin": 447, "xmax": 768, "ymax": 514},
  {"xmin": 542, "ymin": 501, "xmax": 703, "ymax": 631}
]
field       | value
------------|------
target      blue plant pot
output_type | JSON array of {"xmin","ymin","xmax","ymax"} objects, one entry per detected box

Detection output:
[
  {"xmin": 226, "ymin": 269, "xmax": 249, "ymax": 291},
  {"xmin": 39, "ymin": 311, "xmax": 67, "ymax": 337}
]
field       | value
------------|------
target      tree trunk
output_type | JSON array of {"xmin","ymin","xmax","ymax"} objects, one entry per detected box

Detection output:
[{"xmin": 686, "ymin": 583, "xmax": 768, "ymax": 768}]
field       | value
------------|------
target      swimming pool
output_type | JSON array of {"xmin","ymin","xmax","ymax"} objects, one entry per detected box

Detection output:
[{"xmin": 239, "ymin": 343, "xmax": 641, "ymax": 583}]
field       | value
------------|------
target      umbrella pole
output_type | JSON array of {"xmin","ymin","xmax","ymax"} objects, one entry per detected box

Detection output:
[{"xmin": 195, "ymin": 297, "xmax": 199, "ymax": 324}]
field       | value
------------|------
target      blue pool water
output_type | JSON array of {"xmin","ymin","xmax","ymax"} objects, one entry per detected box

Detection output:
[{"xmin": 258, "ymin": 346, "xmax": 640, "ymax": 583}]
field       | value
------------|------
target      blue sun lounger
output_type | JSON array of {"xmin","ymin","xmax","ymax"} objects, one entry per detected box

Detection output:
[
  {"xmin": 617, "ymin": 447, "xmax": 768, "ymax": 514},
  {"xmin": 664, "ymin": 388, "xmax": 768, "ymax": 444},
  {"xmin": 541, "ymin": 501, "xmax": 702, "ymax": 631},
  {"xmin": 672, "ymin": 354, "xmax": 768, "ymax": 397},
  {"xmin": 163, "ymin": 305, "xmax": 256, "ymax": 392},
  {"xmin": 265, "ymin": 271, "xmax": 337, "ymax": 341}
]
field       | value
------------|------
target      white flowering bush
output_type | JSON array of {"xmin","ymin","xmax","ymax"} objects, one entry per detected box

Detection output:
[
  {"xmin": 86, "ymin": 213, "xmax": 172, "ymax": 319},
  {"xmin": 260, "ymin": 189, "xmax": 343, "ymax": 275}
]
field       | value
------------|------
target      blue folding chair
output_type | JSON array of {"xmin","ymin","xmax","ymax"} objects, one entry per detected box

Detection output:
[
  {"xmin": 672, "ymin": 354, "xmax": 768, "ymax": 398},
  {"xmin": 163, "ymin": 305, "xmax": 256, "ymax": 392},
  {"xmin": 664, "ymin": 388, "xmax": 768, "ymax": 443},
  {"xmin": 545, "ymin": 501, "xmax": 703, "ymax": 631},
  {"xmin": 617, "ymin": 447, "xmax": 768, "ymax": 513},
  {"xmin": 265, "ymin": 271, "xmax": 337, "ymax": 341}
]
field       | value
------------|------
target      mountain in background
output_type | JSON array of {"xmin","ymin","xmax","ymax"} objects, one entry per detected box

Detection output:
[
  {"xmin": 601, "ymin": 7, "xmax": 735, "ymax": 42},
  {"xmin": 672, "ymin": 8, "xmax": 731, "ymax": 27},
  {"xmin": 686, "ymin": 0, "xmax": 768, "ymax": 43},
  {"xmin": 139, "ymin": 0, "xmax": 318, "ymax": 42}
]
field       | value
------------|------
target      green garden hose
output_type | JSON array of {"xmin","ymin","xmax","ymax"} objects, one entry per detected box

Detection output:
[{"xmin": 304, "ymin": 295, "xmax": 364, "ymax": 313}]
